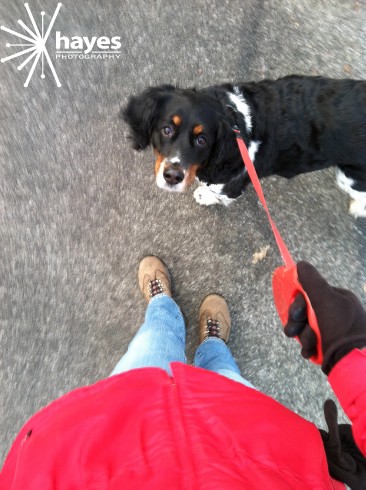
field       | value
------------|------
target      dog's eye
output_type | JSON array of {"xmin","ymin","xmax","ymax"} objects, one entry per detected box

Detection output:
[
  {"xmin": 195, "ymin": 135, "xmax": 207, "ymax": 147},
  {"xmin": 161, "ymin": 126, "xmax": 174, "ymax": 138}
]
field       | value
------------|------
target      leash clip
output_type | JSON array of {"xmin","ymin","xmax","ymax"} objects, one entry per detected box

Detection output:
[{"xmin": 232, "ymin": 125, "xmax": 242, "ymax": 138}]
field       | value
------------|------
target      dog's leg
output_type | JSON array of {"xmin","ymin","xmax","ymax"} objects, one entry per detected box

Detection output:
[
  {"xmin": 349, "ymin": 198, "xmax": 366, "ymax": 218},
  {"xmin": 336, "ymin": 168, "xmax": 366, "ymax": 218},
  {"xmin": 194, "ymin": 168, "xmax": 251, "ymax": 206},
  {"xmin": 193, "ymin": 183, "xmax": 236, "ymax": 206}
]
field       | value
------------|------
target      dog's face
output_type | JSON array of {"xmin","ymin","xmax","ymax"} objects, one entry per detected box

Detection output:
[
  {"xmin": 122, "ymin": 86, "xmax": 229, "ymax": 192},
  {"xmin": 151, "ymin": 95, "xmax": 217, "ymax": 192}
]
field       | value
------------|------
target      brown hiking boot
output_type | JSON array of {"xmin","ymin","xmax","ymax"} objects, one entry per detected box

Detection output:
[
  {"xmin": 138, "ymin": 256, "xmax": 172, "ymax": 302},
  {"xmin": 199, "ymin": 294, "xmax": 231, "ymax": 344}
]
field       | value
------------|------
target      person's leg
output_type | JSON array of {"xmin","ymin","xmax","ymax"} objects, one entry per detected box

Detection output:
[
  {"xmin": 194, "ymin": 338, "xmax": 255, "ymax": 388},
  {"xmin": 110, "ymin": 256, "xmax": 186, "ymax": 376},
  {"xmin": 194, "ymin": 294, "xmax": 256, "ymax": 389}
]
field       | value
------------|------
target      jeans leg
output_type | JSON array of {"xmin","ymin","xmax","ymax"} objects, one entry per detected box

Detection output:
[
  {"xmin": 110, "ymin": 294, "xmax": 186, "ymax": 376},
  {"xmin": 194, "ymin": 338, "xmax": 256, "ymax": 389}
]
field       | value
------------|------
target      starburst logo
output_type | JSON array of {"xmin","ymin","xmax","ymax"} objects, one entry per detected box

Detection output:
[{"xmin": 1, "ymin": 3, "xmax": 62, "ymax": 87}]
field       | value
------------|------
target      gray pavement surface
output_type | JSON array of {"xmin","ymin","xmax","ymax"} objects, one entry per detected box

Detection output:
[{"xmin": 1, "ymin": 0, "xmax": 366, "ymax": 466}]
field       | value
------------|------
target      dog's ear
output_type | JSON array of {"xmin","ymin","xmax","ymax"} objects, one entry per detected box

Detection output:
[
  {"xmin": 120, "ymin": 85, "xmax": 176, "ymax": 150},
  {"xmin": 210, "ymin": 116, "xmax": 235, "ymax": 165}
]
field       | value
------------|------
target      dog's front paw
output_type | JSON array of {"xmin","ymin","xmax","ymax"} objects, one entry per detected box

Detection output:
[
  {"xmin": 193, "ymin": 185, "xmax": 218, "ymax": 206},
  {"xmin": 194, "ymin": 185, "xmax": 224, "ymax": 206},
  {"xmin": 349, "ymin": 198, "xmax": 366, "ymax": 218},
  {"xmin": 194, "ymin": 184, "xmax": 235, "ymax": 206}
]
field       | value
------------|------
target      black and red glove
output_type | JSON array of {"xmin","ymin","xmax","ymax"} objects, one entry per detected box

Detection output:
[
  {"xmin": 319, "ymin": 399, "xmax": 366, "ymax": 490},
  {"xmin": 284, "ymin": 261, "xmax": 366, "ymax": 375}
]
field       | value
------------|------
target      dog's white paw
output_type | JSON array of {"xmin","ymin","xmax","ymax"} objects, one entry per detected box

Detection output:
[
  {"xmin": 194, "ymin": 185, "xmax": 222, "ymax": 206},
  {"xmin": 194, "ymin": 184, "xmax": 235, "ymax": 206},
  {"xmin": 349, "ymin": 198, "xmax": 366, "ymax": 218}
]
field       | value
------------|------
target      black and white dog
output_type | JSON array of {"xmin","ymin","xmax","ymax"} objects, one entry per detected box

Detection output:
[{"xmin": 122, "ymin": 75, "xmax": 366, "ymax": 217}]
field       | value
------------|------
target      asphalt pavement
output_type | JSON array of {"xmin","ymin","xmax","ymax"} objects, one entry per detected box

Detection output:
[{"xmin": 0, "ymin": 0, "xmax": 365, "ymax": 465}]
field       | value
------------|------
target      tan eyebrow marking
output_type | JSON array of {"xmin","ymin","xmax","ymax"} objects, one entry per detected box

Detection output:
[
  {"xmin": 172, "ymin": 115, "xmax": 182, "ymax": 126},
  {"xmin": 193, "ymin": 124, "xmax": 204, "ymax": 135}
]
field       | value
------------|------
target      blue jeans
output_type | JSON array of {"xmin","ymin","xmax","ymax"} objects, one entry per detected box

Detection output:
[{"xmin": 111, "ymin": 294, "xmax": 255, "ymax": 389}]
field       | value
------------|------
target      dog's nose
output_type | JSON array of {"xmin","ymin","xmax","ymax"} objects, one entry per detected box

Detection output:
[{"xmin": 163, "ymin": 167, "xmax": 184, "ymax": 185}]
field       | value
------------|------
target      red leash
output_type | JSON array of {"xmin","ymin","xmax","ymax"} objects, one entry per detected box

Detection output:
[
  {"xmin": 233, "ymin": 128, "xmax": 295, "ymax": 268},
  {"xmin": 233, "ymin": 126, "xmax": 323, "ymax": 364}
]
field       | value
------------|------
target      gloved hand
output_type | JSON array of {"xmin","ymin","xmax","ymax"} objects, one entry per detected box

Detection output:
[
  {"xmin": 284, "ymin": 261, "xmax": 366, "ymax": 374},
  {"xmin": 319, "ymin": 399, "xmax": 366, "ymax": 490}
]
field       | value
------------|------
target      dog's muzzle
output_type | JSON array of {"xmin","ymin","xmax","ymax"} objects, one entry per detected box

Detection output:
[
  {"xmin": 163, "ymin": 165, "xmax": 185, "ymax": 186},
  {"xmin": 154, "ymin": 152, "xmax": 199, "ymax": 192}
]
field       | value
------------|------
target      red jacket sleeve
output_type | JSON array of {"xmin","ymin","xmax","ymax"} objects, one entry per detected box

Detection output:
[{"xmin": 328, "ymin": 348, "xmax": 366, "ymax": 456}]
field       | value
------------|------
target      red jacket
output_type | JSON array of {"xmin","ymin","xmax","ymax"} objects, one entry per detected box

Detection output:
[{"xmin": 1, "ymin": 349, "xmax": 366, "ymax": 489}]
